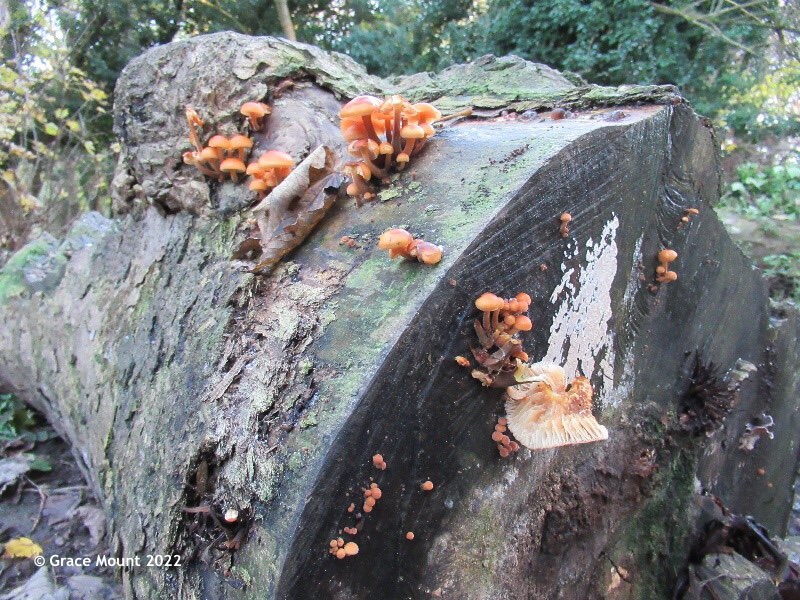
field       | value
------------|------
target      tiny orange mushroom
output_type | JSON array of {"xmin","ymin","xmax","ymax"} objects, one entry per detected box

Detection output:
[
  {"xmin": 559, "ymin": 212, "xmax": 572, "ymax": 238},
  {"xmin": 656, "ymin": 249, "xmax": 678, "ymax": 283},
  {"xmin": 240, "ymin": 101, "xmax": 271, "ymax": 131},
  {"xmin": 421, "ymin": 480, "xmax": 434, "ymax": 492}
]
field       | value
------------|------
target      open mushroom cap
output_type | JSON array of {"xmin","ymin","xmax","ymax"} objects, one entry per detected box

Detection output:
[
  {"xmin": 658, "ymin": 249, "xmax": 678, "ymax": 263},
  {"xmin": 412, "ymin": 241, "xmax": 443, "ymax": 265},
  {"xmin": 475, "ymin": 292, "xmax": 504, "ymax": 312},
  {"xmin": 339, "ymin": 95, "xmax": 382, "ymax": 119},
  {"xmin": 414, "ymin": 102, "xmax": 442, "ymax": 123},
  {"xmin": 240, "ymin": 101, "xmax": 271, "ymax": 118},
  {"xmin": 207, "ymin": 135, "xmax": 230, "ymax": 150},
  {"xmin": 400, "ymin": 124, "xmax": 425, "ymax": 139},
  {"xmin": 378, "ymin": 228, "xmax": 414, "ymax": 251},
  {"xmin": 229, "ymin": 134, "xmax": 253, "ymax": 150},
  {"xmin": 505, "ymin": 365, "xmax": 608, "ymax": 450},
  {"xmin": 258, "ymin": 150, "xmax": 294, "ymax": 169},
  {"xmin": 199, "ymin": 147, "xmax": 219, "ymax": 162},
  {"xmin": 220, "ymin": 157, "xmax": 246, "ymax": 173}
]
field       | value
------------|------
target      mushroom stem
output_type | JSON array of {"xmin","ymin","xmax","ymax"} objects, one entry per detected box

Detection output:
[
  {"xmin": 490, "ymin": 309, "xmax": 501, "ymax": 333},
  {"xmin": 185, "ymin": 109, "xmax": 204, "ymax": 153},
  {"xmin": 438, "ymin": 107, "xmax": 473, "ymax": 123},
  {"xmin": 482, "ymin": 310, "xmax": 491, "ymax": 334},
  {"xmin": 393, "ymin": 104, "xmax": 402, "ymax": 155},
  {"xmin": 360, "ymin": 150, "xmax": 387, "ymax": 178},
  {"xmin": 360, "ymin": 115, "xmax": 381, "ymax": 145}
]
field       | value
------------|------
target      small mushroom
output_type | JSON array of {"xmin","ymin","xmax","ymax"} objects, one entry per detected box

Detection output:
[
  {"xmin": 559, "ymin": 212, "xmax": 572, "ymax": 238},
  {"xmin": 339, "ymin": 95, "xmax": 383, "ymax": 144},
  {"xmin": 220, "ymin": 157, "xmax": 246, "ymax": 182},
  {"xmin": 229, "ymin": 134, "xmax": 254, "ymax": 162},
  {"xmin": 656, "ymin": 249, "xmax": 678, "ymax": 283},
  {"xmin": 240, "ymin": 101, "xmax": 271, "ymax": 131},
  {"xmin": 420, "ymin": 480, "xmax": 434, "ymax": 491}
]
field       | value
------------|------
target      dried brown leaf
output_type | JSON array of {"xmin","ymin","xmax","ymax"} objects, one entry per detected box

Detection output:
[{"xmin": 240, "ymin": 145, "xmax": 340, "ymax": 273}]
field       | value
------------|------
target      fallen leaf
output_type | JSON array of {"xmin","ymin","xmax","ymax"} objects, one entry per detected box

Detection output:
[
  {"xmin": 244, "ymin": 145, "xmax": 340, "ymax": 274},
  {"xmin": 3, "ymin": 537, "xmax": 43, "ymax": 559},
  {"xmin": 71, "ymin": 506, "xmax": 106, "ymax": 548},
  {"xmin": 0, "ymin": 455, "xmax": 33, "ymax": 494}
]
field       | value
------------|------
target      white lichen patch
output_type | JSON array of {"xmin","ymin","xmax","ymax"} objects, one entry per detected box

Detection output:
[{"xmin": 544, "ymin": 216, "xmax": 619, "ymax": 403}]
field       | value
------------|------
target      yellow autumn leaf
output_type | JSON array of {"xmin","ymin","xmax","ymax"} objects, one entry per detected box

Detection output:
[{"xmin": 3, "ymin": 537, "xmax": 43, "ymax": 559}]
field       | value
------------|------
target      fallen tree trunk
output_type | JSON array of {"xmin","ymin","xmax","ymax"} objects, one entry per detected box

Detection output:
[{"xmin": 1, "ymin": 33, "xmax": 799, "ymax": 599}]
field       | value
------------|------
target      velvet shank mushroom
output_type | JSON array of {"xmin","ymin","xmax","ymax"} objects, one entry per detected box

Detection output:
[
  {"xmin": 505, "ymin": 362, "xmax": 608, "ymax": 450},
  {"xmin": 240, "ymin": 101, "xmax": 271, "ymax": 131}
]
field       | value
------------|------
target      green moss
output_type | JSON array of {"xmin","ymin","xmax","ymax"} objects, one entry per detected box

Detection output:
[
  {"xmin": 618, "ymin": 450, "xmax": 697, "ymax": 599},
  {"xmin": 0, "ymin": 237, "xmax": 57, "ymax": 303}
]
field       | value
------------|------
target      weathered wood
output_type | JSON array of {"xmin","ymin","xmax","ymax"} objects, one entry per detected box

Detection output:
[{"xmin": 0, "ymin": 33, "xmax": 798, "ymax": 599}]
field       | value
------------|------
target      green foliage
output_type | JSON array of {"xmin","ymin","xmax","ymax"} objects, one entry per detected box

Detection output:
[
  {"xmin": 0, "ymin": 394, "xmax": 35, "ymax": 441},
  {"xmin": 761, "ymin": 252, "xmax": 800, "ymax": 303},
  {"xmin": 1, "ymin": 0, "xmax": 116, "ymax": 250},
  {"xmin": 721, "ymin": 160, "xmax": 800, "ymax": 219}
]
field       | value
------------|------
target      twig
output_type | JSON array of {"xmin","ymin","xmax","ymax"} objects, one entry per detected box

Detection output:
[{"xmin": 23, "ymin": 476, "xmax": 47, "ymax": 534}]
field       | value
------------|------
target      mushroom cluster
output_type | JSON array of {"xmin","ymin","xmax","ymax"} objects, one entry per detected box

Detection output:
[
  {"xmin": 246, "ymin": 150, "xmax": 294, "ymax": 197},
  {"xmin": 377, "ymin": 228, "xmax": 443, "ymax": 265},
  {"xmin": 328, "ymin": 538, "xmax": 359, "ymax": 559},
  {"xmin": 182, "ymin": 103, "xmax": 295, "ymax": 194},
  {"xmin": 362, "ymin": 482, "xmax": 383, "ymax": 514},
  {"xmin": 339, "ymin": 95, "xmax": 442, "ymax": 206},
  {"xmin": 491, "ymin": 416, "xmax": 520, "ymax": 457},
  {"xmin": 467, "ymin": 292, "xmax": 533, "ymax": 387},
  {"xmin": 505, "ymin": 362, "xmax": 609, "ymax": 450},
  {"xmin": 183, "ymin": 108, "xmax": 255, "ymax": 182}
]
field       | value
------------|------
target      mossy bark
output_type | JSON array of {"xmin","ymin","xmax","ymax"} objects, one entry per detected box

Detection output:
[{"xmin": 0, "ymin": 34, "xmax": 798, "ymax": 600}]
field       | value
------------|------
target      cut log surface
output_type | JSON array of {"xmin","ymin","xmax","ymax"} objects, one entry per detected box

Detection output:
[{"xmin": 0, "ymin": 33, "xmax": 798, "ymax": 600}]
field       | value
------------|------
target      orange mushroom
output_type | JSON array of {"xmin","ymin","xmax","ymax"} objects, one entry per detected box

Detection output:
[
  {"xmin": 559, "ymin": 213, "xmax": 572, "ymax": 238},
  {"xmin": 656, "ymin": 249, "xmax": 678, "ymax": 283},
  {"xmin": 240, "ymin": 101, "xmax": 271, "ymax": 131},
  {"xmin": 421, "ymin": 480, "xmax": 434, "ymax": 491}
]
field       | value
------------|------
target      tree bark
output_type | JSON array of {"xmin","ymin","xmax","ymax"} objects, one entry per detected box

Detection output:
[{"xmin": 0, "ymin": 33, "xmax": 798, "ymax": 599}]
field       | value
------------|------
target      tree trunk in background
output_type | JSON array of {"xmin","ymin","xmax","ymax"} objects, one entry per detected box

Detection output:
[
  {"xmin": 0, "ymin": 33, "xmax": 798, "ymax": 599},
  {"xmin": 275, "ymin": 0, "xmax": 297, "ymax": 41}
]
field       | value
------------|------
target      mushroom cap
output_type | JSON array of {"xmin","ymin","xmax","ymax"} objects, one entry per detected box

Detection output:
[
  {"xmin": 182, "ymin": 151, "xmax": 198, "ymax": 165},
  {"xmin": 658, "ymin": 249, "xmax": 678, "ymax": 263},
  {"xmin": 515, "ymin": 292, "xmax": 532, "ymax": 305},
  {"xmin": 412, "ymin": 241, "xmax": 443, "ymax": 265},
  {"xmin": 475, "ymin": 292, "xmax": 504, "ymax": 312},
  {"xmin": 379, "ymin": 142, "xmax": 394, "ymax": 155},
  {"xmin": 343, "ymin": 542, "xmax": 359, "ymax": 556},
  {"xmin": 560, "ymin": 212, "xmax": 572, "ymax": 222},
  {"xmin": 248, "ymin": 178, "xmax": 270, "ymax": 192},
  {"xmin": 199, "ymin": 147, "xmax": 219, "ymax": 162},
  {"xmin": 380, "ymin": 94, "xmax": 408, "ymax": 114},
  {"xmin": 258, "ymin": 150, "xmax": 294, "ymax": 169},
  {"xmin": 421, "ymin": 123, "xmax": 436, "ymax": 137},
  {"xmin": 396, "ymin": 152, "xmax": 410, "ymax": 163},
  {"xmin": 207, "ymin": 135, "xmax": 230, "ymax": 149},
  {"xmin": 240, "ymin": 101, "xmax": 271, "ymax": 118},
  {"xmin": 514, "ymin": 315, "xmax": 533, "ymax": 331},
  {"xmin": 220, "ymin": 157, "xmax": 246, "ymax": 173},
  {"xmin": 246, "ymin": 162, "xmax": 266, "ymax": 176},
  {"xmin": 339, "ymin": 95, "xmax": 382, "ymax": 119},
  {"xmin": 659, "ymin": 270, "xmax": 678, "ymax": 282},
  {"xmin": 229, "ymin": 134, "xmax": 253, "ymax": 150},
  {"xmin": 413, "ymin": 102, "xmax": 442, "ymax": 123},
  {"xmin": 505, "ymin": 364, "xmax": 608, "ymax": 450},
  {"xmin": 378, "ymin": 228, "xmax": 414, "ymax": 251},
  {"xmin": 341, "ymin": 116, "xmax": 386, "ymax": 138},
  {"xmin": 400, "ymin": 124, "xmax": 425, "ymax": 139}
]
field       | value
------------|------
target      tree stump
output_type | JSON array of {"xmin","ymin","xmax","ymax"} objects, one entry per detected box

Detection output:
[{"xmin": 0, "ymin": 33, "xmax": 798, "ymax": 599}]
